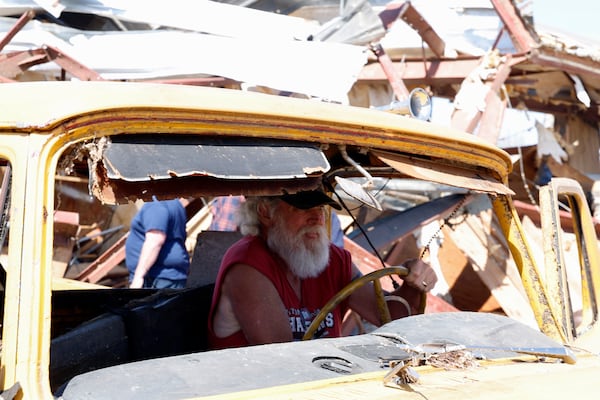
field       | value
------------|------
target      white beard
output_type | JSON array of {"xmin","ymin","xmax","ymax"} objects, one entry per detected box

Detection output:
[{"xmin": 267, "ymin": 217, "xmax": 330, "ymax": 279}]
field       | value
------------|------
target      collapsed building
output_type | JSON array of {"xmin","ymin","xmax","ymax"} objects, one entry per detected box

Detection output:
[{"xmin": 1, "ymin": 0, "xmax": 599, "ymax": 325}]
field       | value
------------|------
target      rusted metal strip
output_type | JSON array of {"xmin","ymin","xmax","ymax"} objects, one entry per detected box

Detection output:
[
  {"xmin": 490, "ymin": 0, "xmax": 538, "ymax": 53},
  {"xmin": 44, "ymin": 45, "xmax": 104, "ymax": 81},
  {"xmin": 75, "ymin": 232, "xmax": 128, "ymax": 283},
  {"xmin": 370, "ymin": 43, "xmax": 410, "ymax": 101},
  {"xmin": 378, "ymin": 1, "xmax": 445, "ymax": 57},
  {"xmin": 0, "ymin": 45, "xmax": 103, "ymax": 81},
  {"xmin": 0, "ymin": 49, "xmax": 48, "ymax": 79},
  {"xmin": 0, "ymin": 9, "xmax": 35, "ymax": 53}
]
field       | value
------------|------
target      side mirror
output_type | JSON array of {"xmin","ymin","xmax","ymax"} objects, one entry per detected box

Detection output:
[
  {"xmin": 373, "ymin": 88, "xmax": 432, "ymax": 121},
  {"xmin": 334, "ymin": 176, "xmax": 382, "ymax": 211}
]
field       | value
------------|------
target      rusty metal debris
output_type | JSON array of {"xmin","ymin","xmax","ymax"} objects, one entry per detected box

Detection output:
[
  {"xmin": 383, "ymin": 359, "xmax": 420, "ymax": 389},
  {"xmin": 427, "ymin": 349, "xmax": 480, "ymax": 370}
]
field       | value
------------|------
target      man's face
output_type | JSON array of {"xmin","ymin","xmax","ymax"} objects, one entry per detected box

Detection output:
[
  {"xmin": 276, "ymin": 202, "xmax": 327, "ymax": 243},
  {"xmin": 266, "ymin": 201, "xmax": 330, "ymax": 279}
]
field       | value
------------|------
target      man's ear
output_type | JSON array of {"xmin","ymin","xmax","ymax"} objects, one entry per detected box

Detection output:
[{"xmin": 256, "ymin": 201, "xmax": 274, "ymax": 227}]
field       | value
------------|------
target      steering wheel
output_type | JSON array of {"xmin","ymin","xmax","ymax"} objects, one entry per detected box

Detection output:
[{"xmin": 302, "ymin": 266, "xmax": 426, "ymax": 340}]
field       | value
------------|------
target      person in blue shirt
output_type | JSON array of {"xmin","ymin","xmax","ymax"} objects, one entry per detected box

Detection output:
[{"xmin": 126, "ymin": 197, "xmax": 190, "ymax": 289}]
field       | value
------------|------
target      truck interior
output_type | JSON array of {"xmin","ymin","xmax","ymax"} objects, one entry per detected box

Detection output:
[
  {"xmin": 1, "ymin": 121, "xmax": 597, "ymax": 397},
  {"xmin": 43, "ymin": 131, "xmax": 506, "ymax": 391}
]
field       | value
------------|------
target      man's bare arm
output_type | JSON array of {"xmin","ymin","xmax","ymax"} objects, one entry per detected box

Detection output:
[
  {"xmin": 221, "ymin": 263, "xmax": 293, "ymax": 344},
  {"xmin": 129, "ymin": 229, "xmax": 166, "ymax": 288}
]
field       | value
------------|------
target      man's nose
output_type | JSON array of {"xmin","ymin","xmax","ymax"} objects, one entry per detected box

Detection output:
[{"xmin": 306, "ymin": 207, "xmax": 326, "ymax": 225}]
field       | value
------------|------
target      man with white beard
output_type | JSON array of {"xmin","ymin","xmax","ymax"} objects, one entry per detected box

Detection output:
[{"xmin": 207, "ymin": 190, "xmax": 437, "ymax": 349}]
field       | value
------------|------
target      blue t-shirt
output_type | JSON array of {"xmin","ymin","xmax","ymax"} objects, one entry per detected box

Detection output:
[{"xmin": 125, "ymin": 199, "xmax": 189, "ymax": 281}]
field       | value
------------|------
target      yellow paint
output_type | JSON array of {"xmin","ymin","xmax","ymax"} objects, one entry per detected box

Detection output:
[{"xmin": 0, "ymin": 81, "xmax": 597, "ymax": 399}]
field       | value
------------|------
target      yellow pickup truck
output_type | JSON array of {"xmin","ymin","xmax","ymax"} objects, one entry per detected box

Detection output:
[{"xmin": 0, "ymin": 81, "xmax": 598, "ymax": 400}]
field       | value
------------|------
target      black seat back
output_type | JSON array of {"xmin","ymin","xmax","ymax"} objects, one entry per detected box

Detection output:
[{"xmin": 187, "ymin": 230, "xmax": 242, "ymax": 288}]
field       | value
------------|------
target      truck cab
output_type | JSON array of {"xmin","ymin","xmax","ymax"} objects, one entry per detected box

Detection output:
[{"xmin": 0, "ymin": 81, "xmax": 599, "ymax": 399}]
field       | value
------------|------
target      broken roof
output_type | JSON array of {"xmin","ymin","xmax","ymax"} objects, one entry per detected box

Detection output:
[{"xmin": 1, "ymin": 0, "xmax": 599, "ymax": 121}]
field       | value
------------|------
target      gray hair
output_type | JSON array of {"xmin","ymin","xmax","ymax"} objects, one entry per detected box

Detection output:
[{"xmin": 237, "ymin": 196, "xmax": 279, "ymax": 236}]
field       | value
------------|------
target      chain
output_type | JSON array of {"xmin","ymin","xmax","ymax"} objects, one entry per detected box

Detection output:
[{"xmin": 419, "ymin": 194, "xmax": 468, "ymax": 260}]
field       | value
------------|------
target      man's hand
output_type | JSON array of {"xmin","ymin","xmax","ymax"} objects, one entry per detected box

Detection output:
[
  {"xmin": 129, "ymin": 275, "xmax": 145, "ymax": 289},
  {"xmin": 402, "ymin": 258, "xmax": 438, "ymax": 292}
]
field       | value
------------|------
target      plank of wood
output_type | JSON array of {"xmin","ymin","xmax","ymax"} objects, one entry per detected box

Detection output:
[{"xmin": 446, "ymin": 200, "xmax": 538, "ymax": 329}]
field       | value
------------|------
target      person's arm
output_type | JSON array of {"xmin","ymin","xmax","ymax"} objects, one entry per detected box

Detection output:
[
  {"xmin": 389, "ymin": 258, "xmax": 437, "ymax": 316},
  {"xmin": 220, "ymin": 263, "xmax": 293, "ymax": 344},
  {"xmin": 129, "ymin": 229, "xmax": 166, "ymax": 288},
  {"xmin": 348, "ymin": 259, "xmax": 437, "ymax": 326}
]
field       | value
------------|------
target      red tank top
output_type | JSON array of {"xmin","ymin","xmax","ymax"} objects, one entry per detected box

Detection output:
[{"xmin": 208, "ymin": 235, "xmax": 352, "ymax": 349}]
